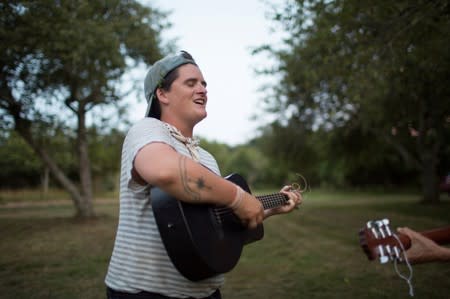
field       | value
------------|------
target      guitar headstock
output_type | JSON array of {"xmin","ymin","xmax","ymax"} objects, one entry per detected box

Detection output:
[{"xmin": 359, "ymin": 218, "xmax": 406, "ymax": 264}]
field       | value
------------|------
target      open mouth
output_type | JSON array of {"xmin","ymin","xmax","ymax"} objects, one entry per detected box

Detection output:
[{"xmin": 194, "ymin": 98, "xmax": 206, "ymax": 106}]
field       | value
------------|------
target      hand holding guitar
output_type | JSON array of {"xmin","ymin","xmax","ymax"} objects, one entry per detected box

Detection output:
[
  {"xmin": 230, "ymin": 185, "xmax": 302, "ymax": 229},
  {"xmin": 359, "ymin": 219, "xmax": 450, "ymax": 264},
  {"xmin": 397, "ymin": 227, "xmax": 450, "ymax": 264},
  {"xmin": 359, "ymin": 219, "xmax": 450, "ymax": 297},
  {"xmin": 264, "ymin": 185, "xmax": 303, "ymax": 218},
  {"xmin": 229, "ymin": 186, "xmax": 264, "ymax": 229}
]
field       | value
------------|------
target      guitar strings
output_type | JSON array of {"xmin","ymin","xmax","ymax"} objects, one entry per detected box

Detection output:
[
  {"xmin": 213, "ymin": 193, "xmax": 287, "ymax": 217},
  {"xmin": 392, "ymin": 233, "xmax": 415, "ymax": 297},
  {"xmin": 214, "ymin": 175, "xmax": 310, "ymax": 219}
]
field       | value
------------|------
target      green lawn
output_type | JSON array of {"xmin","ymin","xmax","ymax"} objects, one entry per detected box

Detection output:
[{"xmin": 0, "ymin": 191, "xmax": 449, "ymax": 299}]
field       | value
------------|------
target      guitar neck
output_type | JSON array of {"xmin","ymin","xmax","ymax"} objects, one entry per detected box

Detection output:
[
  {"xmin": 256, "ymin": 193, "xmax": 289, "ymax": 210},
  {"xmin": 398, "ymin": 226, "xmax": 450, "ymax": 250}
]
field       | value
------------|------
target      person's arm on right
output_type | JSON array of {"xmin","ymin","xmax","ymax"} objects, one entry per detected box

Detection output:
[{"xmin": 397, "ymin": 227, "xmax": 450, "ymax": 264}]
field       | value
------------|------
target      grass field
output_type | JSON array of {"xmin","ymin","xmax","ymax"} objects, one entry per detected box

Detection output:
[{"xmin": 0, "ymin": 190, "xmax": 449, "ymax": 298}]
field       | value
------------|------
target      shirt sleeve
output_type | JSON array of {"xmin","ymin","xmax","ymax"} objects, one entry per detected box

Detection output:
[{"xmin": 122, "ymin": 118, "xmax": 174, "ymax": 192}]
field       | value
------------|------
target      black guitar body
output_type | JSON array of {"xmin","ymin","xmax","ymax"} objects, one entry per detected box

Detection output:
[{"xmin": 151, "ymin": 173, "xmax": 264, "ymax": 281}]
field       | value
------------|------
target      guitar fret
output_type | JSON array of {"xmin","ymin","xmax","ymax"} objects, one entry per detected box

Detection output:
[
  {"xmin": 257, "ymin": 193, "xmax": 288, "ymax": 210},
  {"xmin": 205, "ymin": 192, "xmax": 288, "ymax": 223}
]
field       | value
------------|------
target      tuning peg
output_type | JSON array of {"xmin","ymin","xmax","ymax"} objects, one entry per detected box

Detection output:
[
  {"xmin": 377, "ymin": 245, "xmax": 389, "ymax": 264},
  {"xmin": 393, "ymin": 246, "xmax": 402, "ymax": 261}
]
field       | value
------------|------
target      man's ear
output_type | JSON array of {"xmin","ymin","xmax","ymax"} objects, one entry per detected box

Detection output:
[{"xmin": 156, "ymin": 88, "xmax": 169, "ymax": 104}]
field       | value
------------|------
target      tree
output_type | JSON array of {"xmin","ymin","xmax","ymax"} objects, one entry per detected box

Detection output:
[
  {"xmin": 256, "ymin": 0, "xmax": 450, "ymax": 202},
  {"xmin": 0, "ymin": 129, "xmax": 43, "ymax": 189},
  {"xmin": 0, "ymin": 1, "xmax": 168, "ymax": 217},
  {"xmin": 200, "ymin": 138, "xmax": 276, "ymax": 188},
  {"xmin": 253, "ymin": 120, "xmax": 321, "ymax": 188},
  {"xmin": 89, "ymin": 127, "xmax": 124, "ymax": 193}
]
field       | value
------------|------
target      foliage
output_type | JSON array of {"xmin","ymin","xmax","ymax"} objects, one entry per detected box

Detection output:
[
  {"xmin": 0, "ymin": 130, "xmax": 42, "ymax": 188},
  {"xmin": 88, "ymin": 127, "xmax": 124, "ymax": 192},
  {"xmin": 0, "ymin": 126, "xmax": 80, "ymax": 187},
  {"xmin": 253, "ymin": 120, "xmax": 322, "ymax": 188},
  {"xmin": 0, "ymin": 0, "xmax": 168, "ymax": 216},
  {"xmin": 255, "ymin": 0, "xmax": 450, "ymax": 200},
  {"xmin": 1, "ymin": 0, "xmax": 167, "ymax": 126},
  {"xmin": 0, "ymin": 127, "xmax": 124, "ymax": 192},
  {"xmin": 201, "ymin": 138, "xmax": 273, "ymax": 188},
  {"xmin": 200, "ymin": 137, "xmax": 233, "ymax": 172}
]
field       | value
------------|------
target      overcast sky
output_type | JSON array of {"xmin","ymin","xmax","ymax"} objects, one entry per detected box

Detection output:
[{"xmin": 129, "ymin": 0, "xmax": 285, "ymax": 145}]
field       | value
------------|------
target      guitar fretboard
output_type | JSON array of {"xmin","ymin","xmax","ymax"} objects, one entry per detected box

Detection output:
[{"xmin": 256, "ymin": 193, "xmax": 289, "ymax": 210}]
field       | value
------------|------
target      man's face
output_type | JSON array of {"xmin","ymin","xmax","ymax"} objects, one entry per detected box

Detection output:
[{"xmin": 163, "ymin": 63, "xmax": 208, "ymax": 125}]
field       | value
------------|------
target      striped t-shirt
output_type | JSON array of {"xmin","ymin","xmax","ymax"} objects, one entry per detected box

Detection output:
[{"xmin": 105, "ymin": 118, "xmax": 225, "ymax": 298}]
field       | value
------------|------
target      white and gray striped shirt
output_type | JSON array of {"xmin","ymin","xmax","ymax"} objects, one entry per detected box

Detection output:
[{"xmin": 105, "ymin": 118, "xmax": 224, "ymax": 298}]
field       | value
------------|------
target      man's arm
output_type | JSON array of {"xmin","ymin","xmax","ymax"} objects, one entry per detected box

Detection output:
[{"xmin": 134, "ymin": 142, "xmax": 265, "ymax": 228}]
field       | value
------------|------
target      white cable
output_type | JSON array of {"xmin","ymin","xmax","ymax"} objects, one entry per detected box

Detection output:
[{"xmin": 392, "ymin": 233, "xmax": 415, "ymax": 297}]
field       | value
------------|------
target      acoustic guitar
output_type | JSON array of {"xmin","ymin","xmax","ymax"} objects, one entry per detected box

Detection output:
[
  {"xmin": 359, "ymin": 218, "xmax": 450, "ymax": 263},
  {"xmin": 151, "ymin": 173, "xmax": 289, "ymax": 281}
]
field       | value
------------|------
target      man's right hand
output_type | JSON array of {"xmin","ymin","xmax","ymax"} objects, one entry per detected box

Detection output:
[{"xmin": 231, "ymin": 191, "xmax": 264, "ymax": 229}]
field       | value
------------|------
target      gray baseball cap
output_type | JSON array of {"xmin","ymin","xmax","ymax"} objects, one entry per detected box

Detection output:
[{"xmin": 144, "ymin": 51, "xmax": 197, "ymax": 118}]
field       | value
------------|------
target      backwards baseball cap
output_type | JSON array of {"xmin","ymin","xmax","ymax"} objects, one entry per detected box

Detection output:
[{"xmin": 144, "ymin": 51, "xmax": 197, "ymax": 118}]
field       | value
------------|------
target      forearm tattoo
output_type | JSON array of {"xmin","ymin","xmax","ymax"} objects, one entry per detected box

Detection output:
[{"xmin": 179, "ymin": 156, "xmax": 211, "ymax": 201}]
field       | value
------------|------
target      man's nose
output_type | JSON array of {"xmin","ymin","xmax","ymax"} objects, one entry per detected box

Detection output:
[{"xmin": 196, "ymin": 83, "xmax": 207, "ymax": 94}]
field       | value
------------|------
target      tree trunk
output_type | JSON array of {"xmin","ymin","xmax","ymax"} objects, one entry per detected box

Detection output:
[
  {"xmin": 76, "ymin": 104, "xmax": 95, "ymax": 217},
  {"xmin": 14, "ymin": 116, "xmax": 95, "ymax": 218},
  {"xmin": 417, "ymin": 93, "xmax": 441, "ymax": 204},
  {"xmin": 380, "ymin": 128, "xmax": 441, "ymax": 204},
  {"xmin": 421, "ymin": 157, "xmax": 439, "ymax": 203},
  {"xmin": 41, "ymin": 166, "xmax": 49, "ymax": 200},
  {"xmin": 418, "ymin": 130, "xmax": 440, "ymax": 204}
]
